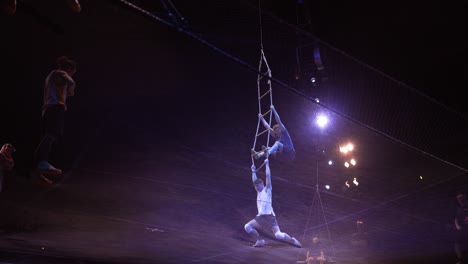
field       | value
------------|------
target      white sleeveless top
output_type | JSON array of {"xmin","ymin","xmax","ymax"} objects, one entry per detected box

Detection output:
[{"xmin": 256, "ymin": 188, "xmax": 275, "ymax": 216}]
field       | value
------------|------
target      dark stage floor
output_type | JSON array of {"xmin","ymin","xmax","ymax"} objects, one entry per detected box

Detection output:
[{"xmin": 0, "ymin": 107, "xmax": 463, "ymax": 263}]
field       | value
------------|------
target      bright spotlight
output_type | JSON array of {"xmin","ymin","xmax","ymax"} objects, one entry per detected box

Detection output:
[
  {"xmin": 339, "ymin": 146, "xmax": 348, "ymax": 153},
  {"xmin": 316, "ymin": 114, "xmax": 329, "ymax": 128},
  {"xmin": 353, "ymin": 177, "xmax": 359, "ymax": 186},
  {"xmin": 350, "ymin": 158, "xmax": 356, "ymax": 166},
  {"xmin": 325, "ymin": 185, "xmax": 330, "ymax": 190},
  {"xmin": 344, "ymin": 162, "xmax": 349, "ymax": 168},
  {"xmin": 345, "ymin": 181, "xmax": 350, "ymax": 188},
  {"xmin": 419, "ymin": 175, "xmax": 423, "ymax": 180},
  {"xmin": 328, "ymin": 160, "xmax": 333, "ymax": 165},
  {"xmin": 340, "ymin": 143, "xmax": 354, "ymax": 154}
]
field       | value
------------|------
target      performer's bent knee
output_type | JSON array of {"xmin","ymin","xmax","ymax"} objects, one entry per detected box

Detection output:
[
  {"xmin": 275, "ymin": 231, "xmax": 285, "ymax": 240},
  {"xmin": 275, "ymin": 141, "xmax": 284, "ymax": 152},
  {"xmin": 245, "ymin": 223, "xmax": 254, "ymax": 233}
]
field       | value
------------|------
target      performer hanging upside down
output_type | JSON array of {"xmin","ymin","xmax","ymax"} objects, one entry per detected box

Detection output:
[
  {"xmin": 252, "ymin": 105, "xmax": 295, "ymax": 161},
  {"xmin": 244, "ymin": 159, "xmax": 302, "ymax": 248}
]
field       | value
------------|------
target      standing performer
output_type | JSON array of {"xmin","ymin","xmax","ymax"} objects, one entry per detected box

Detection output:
[
  {"xmin": 454, "ymin": 191, "xmax": 468, "ymax": 264},
  {"xmin": 305, "ymin": 236, "xmax": 326, "ymax": 264},
  {"xmin": 32, "ymin": 56, "xmax": 77, "ymax": 185},
  {"xmin": 252, "ymin": 105, "xmax": 295, "ymax": 161},
  {"xmin": 244, "ymin": 159, "xmax": 302, "ymax": 248}
]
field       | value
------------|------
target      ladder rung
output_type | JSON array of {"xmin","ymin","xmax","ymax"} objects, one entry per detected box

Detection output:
[
  {"xmin": 259, "ymin": 89, "xmax": 271, "ymax": 100},
  {"xmin": 260, "ymin": 109, "xmax": 271, "ymax": 118},
  {"xmin": 256, "ymin": 128, "xmax": 270, "ymax": 137},
  {"xmin": 256, "ymin": 161, "xmax": 266, "ymax": 171}
]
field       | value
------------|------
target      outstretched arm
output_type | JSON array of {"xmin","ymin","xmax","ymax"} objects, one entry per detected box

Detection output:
[
  {"xmin": 271, "ymin": 105, "xmax": 285, "ymax": 129},
  {"xmin": 264, "ymin": 159, "xmax": 271, "ymax": 189},
  {"xmin": 251, "ymin": 164, "xmax": 258, "ymax": 184}
]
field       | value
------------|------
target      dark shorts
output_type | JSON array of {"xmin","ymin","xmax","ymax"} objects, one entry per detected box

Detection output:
[
  {"xmin": 42, "ymin": 105, "xmax": 65, "ymax": 137},
  {"xmin": 255, "ymin": 214, "xmax": 279, "ymax": 229}
]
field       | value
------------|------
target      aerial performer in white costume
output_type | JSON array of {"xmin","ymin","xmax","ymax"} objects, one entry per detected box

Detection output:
[{"xmin": 244, "ymin": 159, "xmax": 302, "ymax": 248}]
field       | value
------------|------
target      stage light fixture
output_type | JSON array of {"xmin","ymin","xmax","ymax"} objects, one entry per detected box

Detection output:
[{"xmin": 313, "ymin": 46, "xmax": 324, "ymax": 71}]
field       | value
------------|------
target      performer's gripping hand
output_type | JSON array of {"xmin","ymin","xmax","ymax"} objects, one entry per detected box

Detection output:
[
  {"xmin": 264, "ymin": 159, "xmax": 269, "ymax": 165},
  {"xmin": 251, "ymin": 165, "xmax": 256, "ymax": 172}
]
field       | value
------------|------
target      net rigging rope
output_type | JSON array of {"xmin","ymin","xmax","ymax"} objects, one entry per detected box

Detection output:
[{"xmin": 115, "ymin": 0, "xmax": 468, "ymax": 174}]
